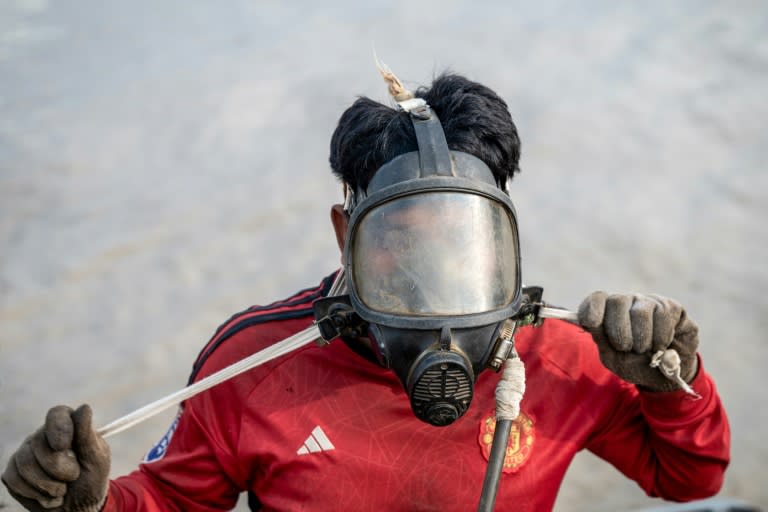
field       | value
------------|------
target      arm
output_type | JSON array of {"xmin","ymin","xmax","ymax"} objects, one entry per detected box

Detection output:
[
  {"xmin": 103, "ymin": 403, "xmax": 241, "ymax": 511},
  {"xmin": 586, "ymin": 358, "xmax": 730, "ymax": 501},
  {"xmin": 104, "ymin": 317, "xmax": 285, "ymax": 511},
  {"xmin": 578, "ymin": 292, "xmax": 730, "ymax": 501}
]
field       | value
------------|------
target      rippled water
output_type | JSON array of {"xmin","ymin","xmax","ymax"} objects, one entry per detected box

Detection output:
[{"xmin": 1, "ymin": 1, "xmax": 766, "ymax": 510}]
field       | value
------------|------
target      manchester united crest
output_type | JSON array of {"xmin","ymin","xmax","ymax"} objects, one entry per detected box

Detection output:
[{"xmin": 478, "ymin": 410, "xmax": 535, "ymax": 473}]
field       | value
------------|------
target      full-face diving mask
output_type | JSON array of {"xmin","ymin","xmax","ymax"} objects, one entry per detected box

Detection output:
[{"xmin": 327, "ymin": 99, "xmax": 522, "ymax": 426}]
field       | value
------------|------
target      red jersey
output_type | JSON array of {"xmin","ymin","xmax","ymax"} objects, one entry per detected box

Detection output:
[{"xmin": 104, "ymin": 274, "xmax": 730, "ymax": 511}]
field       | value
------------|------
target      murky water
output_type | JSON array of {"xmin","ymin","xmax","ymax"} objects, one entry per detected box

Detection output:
[{"xmin": 1, "ymin": 1, "xmax": 766, "ymax": 510}]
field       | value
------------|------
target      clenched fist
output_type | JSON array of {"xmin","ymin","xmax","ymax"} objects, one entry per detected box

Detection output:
[
  {"xmin": 578, "ymin": 292, "xmax": 699, "ymax": 392},
  {"xmin": 2, "ymin": 404, "xmax": 110, "ymax": 512}
]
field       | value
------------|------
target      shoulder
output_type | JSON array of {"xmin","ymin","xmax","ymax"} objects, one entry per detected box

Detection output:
[
  {"xmin": 188, "ymin": 272, "xmax": 338, "ymax": 385},
  {"xmin": 516, "ymin": 319, "xmax": 620, "ymax": 386},
  {"xmin": 514, "ymin": 319, "xmax": 637, "ymax": 432}
]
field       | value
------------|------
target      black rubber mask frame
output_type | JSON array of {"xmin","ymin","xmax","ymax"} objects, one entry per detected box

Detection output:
[{"xmin": 344, "ymin": 105, "xmax": 523, "ymax": 331}]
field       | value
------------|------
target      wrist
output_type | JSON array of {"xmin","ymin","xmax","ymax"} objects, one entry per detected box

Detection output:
[{"xmin": 70, "ymin": 479, "xmax": 109, "ymax": 512}]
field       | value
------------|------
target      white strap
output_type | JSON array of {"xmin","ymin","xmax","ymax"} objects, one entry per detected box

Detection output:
[
  {"xmin": 97, "ymin": 270, "xmax": 347, "ymax": 438},
  {"xmin": 397, "ymin": 97, "xmax": 427, "ymax": 113},
  {"xmin": 97, "ymin": 324, "xmax": 322, "ymax": 438}
]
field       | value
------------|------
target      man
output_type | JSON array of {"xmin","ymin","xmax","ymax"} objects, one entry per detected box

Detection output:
[{"xmin": 2, "ymin": 73, "xmax": 729, "ymax": 511}]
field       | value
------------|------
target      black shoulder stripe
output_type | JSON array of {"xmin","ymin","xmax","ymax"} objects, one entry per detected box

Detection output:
[
  {"xmin": 188, "ymin": 307, "xmax": 314, "ymax": 385},
  {"xmin": 255, "ymin": 273, "xmax": 337, "ymax": 310},
  {"xmin": 208, "ymin": 272, "xmax": 337, "ymax": 339},
  {"xmin": 187, "ymin": 273, "xmax": 338, "ymax": 385}
]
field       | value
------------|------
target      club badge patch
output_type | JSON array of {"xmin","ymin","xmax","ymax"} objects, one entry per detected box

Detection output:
[
  {"xmin": 143, "ymin": 410, "xmax": 181, "ymax": 463},
  {"xmin": 478, "ymin": 410, "xmax": 535, "ymax": 473}
]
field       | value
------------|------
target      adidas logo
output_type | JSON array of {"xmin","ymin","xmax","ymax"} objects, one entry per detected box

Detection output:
[{"xmin": 297, "ymin": 426, "xmax": 335, "ymax": 455}]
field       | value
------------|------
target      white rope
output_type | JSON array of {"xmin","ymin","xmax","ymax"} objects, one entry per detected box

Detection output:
[{"xmin": 495, "ymin": 357, "xmax": 526, "ymax": 421}]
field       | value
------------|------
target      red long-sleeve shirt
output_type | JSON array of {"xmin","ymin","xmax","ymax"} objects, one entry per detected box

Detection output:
[{"xmin": 104, "ymin": 275, "xmax": 730, "ymax": 511}]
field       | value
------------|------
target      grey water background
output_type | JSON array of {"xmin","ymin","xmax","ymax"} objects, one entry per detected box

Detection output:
[{"xmin": 1, "ymin": 1, "xmax": 766, "ymax": 510}]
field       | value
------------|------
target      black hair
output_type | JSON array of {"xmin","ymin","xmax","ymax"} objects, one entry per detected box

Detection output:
[{"xmin": 329, "ymin": 73, "xmax": 521, "ymax": 192}]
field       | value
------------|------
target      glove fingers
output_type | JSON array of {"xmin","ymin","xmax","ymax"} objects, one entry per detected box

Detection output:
[
  {"xmin": 68, "ymin": 405, "xmax": 110, "ymax": 511},
  {"xmin": 30, "ymin": 431, "xmax": 80, "ymax": 482},
  {"xmin": 584, "ymin": 291, "xmax": 699, "ymax": 392},
  {"xmin": 604, "ymin": 294, "xmax": 633, "ymax": 351},
  {"xmin": 44, "ymin": 406, "xmax": 75, "ymax": 452},
  {"xmin": 72, "ymin": 405, "xmax": 97, "ymax": 461},
  {"xmin": 651, "ymin": 296, "xmax": 682, "ymax": 353},
  {"xmin": 71, "ymin": 404, "xmax": 110, "ymax": 472},
  {"xmin": 629, "ymin": 295, "xmax": 655, "ymax": 354},
  {"xmin": 577, "ymin": 291, "xmax": 607, "ymax": 330},
  {"xmin": 2, "ymin": 456, "xmax": 65, "ymax": 509},
  {"xmin": 673, "ymin": 311, "xmax": 700, "ymax": 355},
  {"xmin": 16, "ymin": 437, "xmax": 69, "ymax": 498},
  {"xmin": 5, "ymin": 486, "xmax": 65, "ymax": 511}
]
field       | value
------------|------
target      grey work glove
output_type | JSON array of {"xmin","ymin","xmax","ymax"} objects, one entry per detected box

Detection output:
[
  {"xmin": 578, "ymin": 292, "xmax": 699, "ymax": 392},
  {"xmin": 2, "ymin": 404, "xmax": 110, "ymax": 512}
]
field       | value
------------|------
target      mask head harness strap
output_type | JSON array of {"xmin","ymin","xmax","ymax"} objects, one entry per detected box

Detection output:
[
  {"xmin": 398, "ymin": 98, "xmax": 454, "ymax": 178},
  {"xmin": 343, "ymin": 96, "xmax": 460, "ymax": 214}
]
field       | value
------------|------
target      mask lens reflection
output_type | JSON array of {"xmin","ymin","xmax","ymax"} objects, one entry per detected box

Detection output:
[{"xmin": 351, "ymin": 192, "xmax": 518, "ymax": 316}]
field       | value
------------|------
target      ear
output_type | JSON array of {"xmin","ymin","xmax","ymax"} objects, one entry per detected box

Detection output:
[{"xmin": 330, "ymin": 204, "xmax": 349, "ymax": 264}]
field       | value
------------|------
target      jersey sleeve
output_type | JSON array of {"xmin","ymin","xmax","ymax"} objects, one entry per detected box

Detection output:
[
  {"xmin": 585, "ymin": 356, "xmax": 730, "ymax": 502},
  {"xmin": 101, "ymin": 402, "xmax": 243, "ymax": 511}
]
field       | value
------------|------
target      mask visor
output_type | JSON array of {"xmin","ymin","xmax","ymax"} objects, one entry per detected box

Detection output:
[{"xmin": 351, "ymin": 191, "xmax": 518, "ymax": 317}]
